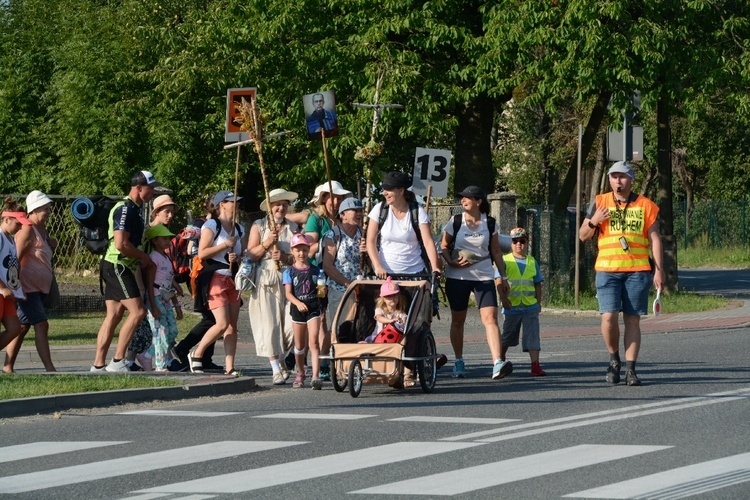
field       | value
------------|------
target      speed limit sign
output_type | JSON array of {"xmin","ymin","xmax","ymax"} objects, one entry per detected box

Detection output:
[{"xmin": 411, "ymin": 147, "xmax": 451, "ymax": 199}]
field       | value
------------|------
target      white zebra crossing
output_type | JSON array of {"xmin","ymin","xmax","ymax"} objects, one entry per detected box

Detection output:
[
  {"xmin": 0, "ymin": 441, "xmax": 304, "ymax": 494},
  {"xmin": 0, "ymin": 441, "xmax": 125, "ymax": 463},
  {"xmin": 350, "ymin": 444, "xmax": 671, "ymax": 496}
]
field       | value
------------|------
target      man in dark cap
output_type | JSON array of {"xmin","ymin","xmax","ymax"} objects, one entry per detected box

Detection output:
[
  {"xmin": 92, "ymin": 170, "xmax": 160, "ymax": 372},
  {"xmin": 579, "ymin": 161, "xmax": 663, "ymax": 386}
]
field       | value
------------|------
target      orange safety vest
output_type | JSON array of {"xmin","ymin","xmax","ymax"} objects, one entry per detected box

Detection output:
[{"xmin": 594, "ymin": 192, "xmax": 658, "ymax": 272}]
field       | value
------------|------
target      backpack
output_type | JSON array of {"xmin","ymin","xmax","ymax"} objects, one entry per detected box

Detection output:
[
  {"xmin": 166, "ymin": 229, "xmax": 194, "ymax": 283},
  {"xmin": 376, "ymin": 201, "xmax": 431, "ymax": 272},
  {"xmin": 446, "ymin": 213, "xmax": 496, "ymax": 253},
  {"xmin": 70, "ymin": 196, "xmax": 122, "ymax": 255}
]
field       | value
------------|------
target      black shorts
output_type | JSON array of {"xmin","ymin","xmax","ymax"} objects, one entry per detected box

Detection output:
[
  {"xmin": 290, "ymin": 300, "xmax": 322, "ymax": 324},
  {"xmin": 445, "ymin": 277, "xmax": 498, "ymax": 311},
  {"xmin": 100, "ymin": 259, "xmax": 141, "ymax": 301}
]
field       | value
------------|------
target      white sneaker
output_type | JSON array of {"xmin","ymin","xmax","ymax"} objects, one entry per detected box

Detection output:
[
  {"xmin": 105, "ymin": 359, "xmax": 129, "ymax": 373},
  {"xmin": 90, "ymin": 365, "xmax": 106, "ymax": 372}
]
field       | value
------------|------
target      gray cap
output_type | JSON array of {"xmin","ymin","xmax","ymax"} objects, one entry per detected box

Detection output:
[
  {"xmin": 608, "ymin": 161, "xmax": 635, "ymax": 179},
  {"xmin": 338, "ymin": 197, "xmax": 363, "ymax": 215}
]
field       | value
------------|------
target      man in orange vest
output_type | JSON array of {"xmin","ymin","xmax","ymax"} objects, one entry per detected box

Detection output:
[{"xmin": 579, "ymin": 161, "xmax": 664, "ymax": 386}]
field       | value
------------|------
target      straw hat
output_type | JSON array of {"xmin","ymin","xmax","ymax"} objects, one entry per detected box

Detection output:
[{"xmin": 260, "ymin": 188, "xmax": 298, "ymax": 211}]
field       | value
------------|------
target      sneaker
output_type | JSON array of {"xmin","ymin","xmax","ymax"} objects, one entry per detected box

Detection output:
[
  {"xmin": 105, "ymin": 359, "xmax": 129, "ymax": 373},
  {"xmin": 492, "ymin": 360, "xmax": 513, "ymax": 380},
  {"xmin": 272, "ymin": 371, "xmax": 286, "ymax": 385},
  {"xmin": 136, "ymin": 352, "xmax": 153, "ymax": 371},
  {"xmin": 128, "ymin": 362, "xmax": 143, "ymax": 372},
  {"xmin": 188, "ymin": 352, "xmax": 203, "ymax": 373},
  {"xmin": 452, "ymin": 359, "xmax": 466, "ymax": 378},
  {"xmin": 530, "ymin": 361, "xmax": 546, "ymax": 377},
  {"xmin": 311, "ymin": 378, "xmax": 323, "ymax": 390},
  {"xmin": 280, "ymin": 367, "xmax": 291, "ymax": 381},
  {"xmin": 167, "ymin": 359, "xmax": 188, "ymax": 372},
  {"xmin": 90, "ymin": 365, "xmax": 106, "ymax": 372},
  {"xmin": 606, "ymin": 359, "xmax": 621, "ymax": 384},
  {"xmin": 203, "ymin": 360, "xmax": 224, "ymax": 372},
  {"xmin": 625, "ymin": 369, "xmax": 641, "ymax": 386},
  {"xmin": 319, "ymin": 363, "xmax": 331, "ymax": 381},
  {"xmin": 292, "ymin": 373, "xmax": 305, "ymax": 388},
  {"xmin": 436, "ymin": 354, "xmax": 448, "ymax": 370}
]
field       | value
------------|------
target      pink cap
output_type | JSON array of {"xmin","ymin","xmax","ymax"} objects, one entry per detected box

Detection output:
[
  {"xmin": 290, "ymin": 233, "xmax": 310, "ymax": 248},
  {"xmin": 380, "ymin": 277, "xmax": 400, "ymax": 297}
]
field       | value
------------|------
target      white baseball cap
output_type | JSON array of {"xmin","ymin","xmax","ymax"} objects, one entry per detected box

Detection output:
[{"xmin": 26, "ymin": 190, "xmax": 53, "ymax": 214}]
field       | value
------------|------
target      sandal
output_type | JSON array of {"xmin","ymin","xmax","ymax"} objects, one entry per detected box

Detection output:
[
  {"xmin": 292, "ymin": 372, "xmax": 305, "ymax": 388},
  {"xmin": 403, "ymin": 370, "xmax": 416, "ymax": 388},
  {"xmin": 225, "ymin": 369, "xmax": 238, "ymax": 378}
]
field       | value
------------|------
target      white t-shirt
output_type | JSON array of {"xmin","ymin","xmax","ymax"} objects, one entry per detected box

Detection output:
[
  {"xmin": 202, "ymin": 219, "xmax": 245, "ymax": 276},
  {"xmin": 368, "ymin": 202, "xmax": 430, "ymax": 274},
  {"xmin": 150, "ymin": 251, "xmax": 174, "ymax": 290},
  {"xmin": 443, "ymin": 213, "xmax": 496, "ymax": 281}
]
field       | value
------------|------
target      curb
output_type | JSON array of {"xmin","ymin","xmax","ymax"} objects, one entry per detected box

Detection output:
[{"xmin": 0, "ymin": 376, "xmax": 257, "ymax": 419}]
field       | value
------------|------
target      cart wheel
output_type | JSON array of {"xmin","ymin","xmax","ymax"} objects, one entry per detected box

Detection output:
[
  {"xmin": 349, "ymin": 359, "xmax": 363, "ymax": 398},
  {"xmin": 331, "ymin": 361, "xmax": 347, "ymax": 392},
  {"xmin": 417, "ymin": 331, "xmax": 437, "ymax": 393}
]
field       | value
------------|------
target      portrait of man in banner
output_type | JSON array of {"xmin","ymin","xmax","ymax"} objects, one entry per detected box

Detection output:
[{"xmin": 304, "ymin": 90, "xmax": 339, "ymax": 140}]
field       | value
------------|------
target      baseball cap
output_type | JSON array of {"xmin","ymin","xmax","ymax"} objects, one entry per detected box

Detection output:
[
  {"xmin": 381, "ymin": 171, "xmax": 412, "ymax": 190},
  {"xmin": 457, "ymin": 185, "xmax": 487, "ymax": 200},
  {"xmin": 131, "ymin": 170, "xmax": 161, "ymax": 187},
  {"xmin": 145, "ymin": 223, "xmax": 175, "ymax": 240},
  {"xmin": 290, "ymin": 233, "xmax": 311, "ymax": 248},
  {"xmin": 380, "ymin": 277, "xmax": 400, "ymax": 297},
  {"xmin": 509, "ymin": 227, "xmax": 527, "ymax": 239},
  {"xmin": 213, "ymin": 190, "xmax": 242, "ymax": 206},
  {"xmin": 338, "ymin": 197, "xmax": 363, "ymax": 215},
  {"xmin": 607, "ymin": 161, "xmax": 635, "ymax": 179},
  {"xmin": 26, "ymin": 190, "xmax": 53, "ymax": 213},
  {"xmin": 313, "ymin": 181, "xmax": 352, "ymax": 199},
  {"xmin": 152, "ymin": 194, "xmax": 176, "ymax": 211}
]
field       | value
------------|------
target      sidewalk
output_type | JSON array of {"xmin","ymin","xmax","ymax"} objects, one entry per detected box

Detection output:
[{"xmin": 3, "ymin": 300, "xmax": 749, "ymax": 418}]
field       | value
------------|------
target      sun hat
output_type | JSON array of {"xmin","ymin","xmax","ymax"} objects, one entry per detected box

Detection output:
[
  {"xmin": 380, "ymin": 277, "xmax": 400, "ymax": 297},
  {"xmin": 338, "ymin": 197, "xmax": 363, "ymax": 215},
  {"xmin": 313, "ymin": 181, "xmax": 352, "ymax": 200},
  {"xmin": 152, "ymin": 194, "xmax": 176, "ymax": 211},
  {"xmin": 456, "ymin": 185, "xmax": 487, "ymax": 200},
  {"xmin": 260, "ymin": 188, "xmax": 298, "ymax": 211},
  {"xmin": 213, "ymin": 190, "xmax": 242, "ymax": 206},
  {"xmin": 25, "ymin": 190, "xmax": 53, "ymax": 213},
  {"xmin": 509, "ymin": 227, "xmax": 527, "ymax": 239},
  {"xmin": 290, "ymin": 233, "xmax": 310, "ymax": 248},
  {"xmin": 2, "ymin": 211, "xmax": 32, "ymax": 225},
  {"xmin": 607, "ymin": 161, "xmax": 635, "ymax": 180},
  {"xmin": 381, "ymin": 171, "xmax": 412, "ymax": 190},
  {"xmin": 145, "ymin": 223, "xmax": 175, "ymax": 240},
  {"xmin": 131, "ymin": 170, "xmax": 161, "ymax": 187}
]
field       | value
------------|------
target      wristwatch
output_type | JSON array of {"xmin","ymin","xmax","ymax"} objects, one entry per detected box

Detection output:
[{"xmin": 588, "ymin": 221, "xmax": 596, "ymax": 229}]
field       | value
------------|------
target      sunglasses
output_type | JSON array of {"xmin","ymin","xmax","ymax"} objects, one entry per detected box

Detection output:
[{"xmin": 512, "ymin": 238, "xmax": 527, "ymax": 244}]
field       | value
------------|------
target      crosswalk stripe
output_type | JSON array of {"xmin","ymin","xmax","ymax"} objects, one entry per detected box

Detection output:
[
  {"xmin": 118, "ymin": 494, "xmax": 172, "ymax": 500},
  {"xmin": 0, "ymin": 441, "xmax": 305, "ymax": 494},
  {"xmin": 137, "ymin": 442, "xmax": 482, "ymax": 494},
  {"xmin": 251, "ymin": 412, "xmax": 376, "ymax": 420},
  {"xmin": 350, "ymin": 444, "xmax": 670, "ymax": 496},
  {"xmin": 442, "ymin": 386, "xmax": 750, "ymax": 442},
  {"xmin": 564, "ymin": 451, "xmax": 750, "ymax": 499},
  {"xmin": 0, "ymin": 441, "xmax": 127, "ymax": 464},
  {"xmin": 387, "ymin": 416, "xmax": 519, "ymax": 425},
  {"xmin": 117, "ymin": 410, "xmax": 242, "ymax": 417}
]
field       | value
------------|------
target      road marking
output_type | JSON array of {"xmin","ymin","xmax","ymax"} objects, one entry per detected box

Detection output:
[
  {"xmin": 0, "ymin": 441, "xmax": 304, "ymax": 494},
  {"xmin": 351, "ymin": 444, "xmax": 670, "ymax": 496},
  {"xmin": 0, "ymin": 441, "xmax": 127, "ymax": 463},
  {"xmin": 117, "ymin": 410, "xmax": 242, "ymax": 417},
  {"xmin": 251, "ymin": 412, "xmax": 376, "ymax": 420},
  {"xmin": 387, "ymin": 416, "xmax": 519, "ymax": 425},
  {"xmin": 565, "ymin": 451, "xmax": 750, "ymax": 498},
  {"xmin": 442, "ymin": 386, "xmax": 750, "ymax": 442},
  {"xmin": 137, "ymin": 442, "xmax": 482, "ymax": 494},
  {"xmin": 118, "ymin": 494, "xmax": 172, "ymax": 500}
]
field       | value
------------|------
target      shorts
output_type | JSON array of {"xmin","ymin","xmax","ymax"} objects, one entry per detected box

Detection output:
[
  {"xmin": 445, "ymin": 278, "xmax": 498, "ymax": 311},
  {"xmin": 290, "ymin": 300, "xmax": 322, "ymax": 324},
  {"xmin": 596, "ymin": 271, "xmax": 651, "ymax": 316},
  {"xmin": 100, "ymin": 259, "xmax": 141, "ymax": 301},
  {"xmin": 327, "ymin": 286, "xmax": 346, "ymax": 322},
  {"xmin": 207, "ymin": 273, "xmax": 241, "ymax": 310},
  {"xmin": 16, "ymin": 291, "xmax": 47, "ymax": 325},
  {"xmin": 501, "ymin": 311, "xmax": 541, "ymax": 352},
  {"xmin": 0, "ymin": 295, "xmax": 17, "ymax": 319}
]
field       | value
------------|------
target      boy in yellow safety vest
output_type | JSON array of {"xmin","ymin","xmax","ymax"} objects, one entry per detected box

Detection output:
[{"xmin": 495, "ymin": 227, "xmax": 546, "ymax": 377}]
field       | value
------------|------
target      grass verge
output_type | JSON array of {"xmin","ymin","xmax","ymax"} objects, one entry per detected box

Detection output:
[
  {"xmin": 546, "ymin": 289, "xmax": 729, "ymax": 313},
  {"xmin": 0, "ymin": 374, "xmax": 183, "ymax": 400}
]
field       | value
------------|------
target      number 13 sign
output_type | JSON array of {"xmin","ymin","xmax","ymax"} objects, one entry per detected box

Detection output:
[{"xmin": 411, "ymin": 147, "xmax": 451, "ymax": 199}]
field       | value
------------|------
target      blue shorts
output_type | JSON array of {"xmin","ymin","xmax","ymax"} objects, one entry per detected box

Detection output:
[
  {"xmin": 501, "ymin": 310, "xmax": 540, "ymax": 351},
  {"xmin": 16, "ymin": 291, "xmax": 48, "ymax": 325},
  {"xmin": 445, "ymin": 278, "xmax": 498, "ymax": 311},
  {"xmin": 596, "ymin": 271, "xmax": 651, "ymax": 316}
]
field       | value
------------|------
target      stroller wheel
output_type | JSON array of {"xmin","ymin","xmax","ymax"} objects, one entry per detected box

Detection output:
[
  {"xmin": 331, "ymin": 361, "xmax": 347, "ymax": 392},
  {"xmin": 349, "ymin": 360, "xmax": 363, "ymax": 398},
  {"xmin": 417, "ymin": 331, "xmax": 437, "ymax": 393}
]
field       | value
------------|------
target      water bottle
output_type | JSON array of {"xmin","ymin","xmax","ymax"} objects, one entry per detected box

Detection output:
[{"xmin": 316, "ymin": 275, "xmax": 327, "ymax": 298}]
